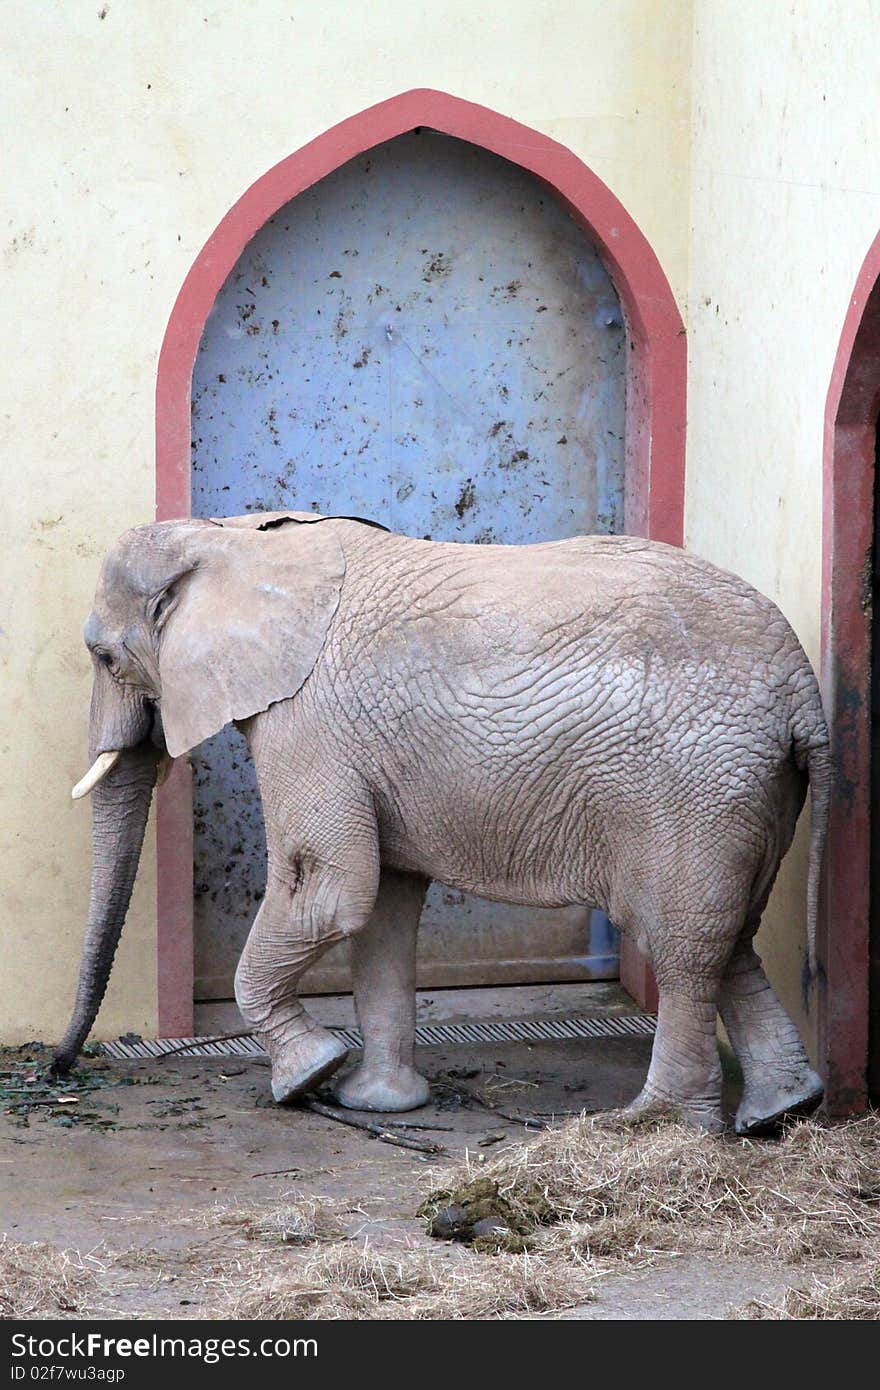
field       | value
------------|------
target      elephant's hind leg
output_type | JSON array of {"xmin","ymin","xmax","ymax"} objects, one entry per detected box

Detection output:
[
  {"xmin": 720, "ymin": 942, "xmax": 823, "ymax": 1134},
  {"xmin": 628, "ymin": 984, "xmax": 725, "ymax": 1132},
  {"xmin": 334, "ymin": 869, "xmax": 431, "ymax": 1113},
  {"xmin": 625, "ymin": 905, "xmax": 734, "ymax": 1132},
  {"xmin": 235, "ymin": 856, "xmax": 378, "ymax": 1104}
]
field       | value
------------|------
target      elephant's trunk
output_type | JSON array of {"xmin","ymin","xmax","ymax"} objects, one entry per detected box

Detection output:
[{"xmin": 52, "ymin": 742, "xmax": 159, "ymax": 1074}]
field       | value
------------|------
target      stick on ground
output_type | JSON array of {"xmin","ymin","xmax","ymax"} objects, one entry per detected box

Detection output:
[{"xmin": 301, "ymin": 1098, "xmax": 449, "ymax": 1155}]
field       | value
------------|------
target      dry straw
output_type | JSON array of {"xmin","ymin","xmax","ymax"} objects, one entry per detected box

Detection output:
[
  {"xmin": 0, "ymin": 1238, "xmax": 109, "ymax": 1319},
  {"xmin": 195, "ymin": 1195, "xmax": 345, "ymax": 1247},
  {"xmin": 421, "ymin": 1110, "xmax": 880, "ymax": 1268},
  {"xmin": 228, "ymin": 1243, "xmax": 599, "ymax": 1320},
  {"xmin": 734, "ymin": 1261, "xmax": 880, "ymax": 1319}
]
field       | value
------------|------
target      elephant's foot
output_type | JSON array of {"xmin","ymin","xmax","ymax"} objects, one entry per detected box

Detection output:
[
  {"xmin": 267, "ymin": 1025, "xmax": 349, "ymax": 1105},
  {"xmin": 719, "ymin": 945, "xmax": 823, "ymax": 1135},
  {"xmin": 625, "ymin": 1084, "xmax": 725, "ymax": 1134},
  {"xmin": 734, "ymin": 1068, "xmax": 823, "ymax": 1136},
  {"xmin": 333, "ymin": 1061, "xmax": 430, "ymax": 1113}
]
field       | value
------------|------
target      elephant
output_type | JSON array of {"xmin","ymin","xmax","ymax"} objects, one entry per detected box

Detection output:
[{"xmin": 55, "ymin": 510, "xmax": 830, "ymax": 1135}]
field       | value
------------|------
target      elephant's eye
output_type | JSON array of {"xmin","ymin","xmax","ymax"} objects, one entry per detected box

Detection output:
[{"xmin": 95, "ymin": 649, "xmax": 117, "ymax": 673}]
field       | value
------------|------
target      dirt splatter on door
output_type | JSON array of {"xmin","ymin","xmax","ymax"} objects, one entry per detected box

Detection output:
[{"xmin": 190, "ymin": 130, "xmax": 626, "ymax": 1000}]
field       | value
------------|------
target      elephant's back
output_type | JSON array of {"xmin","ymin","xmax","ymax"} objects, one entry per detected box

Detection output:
[
  {"xmin": 338, "ymin": 522, "xmax": 775, "ymax": 614},
  {"xmin": 337, "ymin": 523, "xmax": 808, "ymax": 682}
]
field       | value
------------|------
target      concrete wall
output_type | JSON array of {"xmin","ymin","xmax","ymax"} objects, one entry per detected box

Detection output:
[
  {"xmin": 686, "ymin": 0, "xmax": 880, "ymax": 1049},
  {"xmin": 0, "ymin": 1, "xmax": 693, "ymax": 1042}
]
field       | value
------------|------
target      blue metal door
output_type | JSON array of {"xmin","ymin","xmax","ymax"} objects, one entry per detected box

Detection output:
[{"xmin": 191, "ymin": 130, "xmax": 625, "ymax": 999}]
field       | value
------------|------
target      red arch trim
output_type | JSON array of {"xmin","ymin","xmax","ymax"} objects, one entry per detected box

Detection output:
[
  {"xmin": 154, "ymin": 89, "xmax": 685, "ymax": 1034},
  {"xmin": 819, "ymin": 229, "xmax": 880, "ymax": 1112}
]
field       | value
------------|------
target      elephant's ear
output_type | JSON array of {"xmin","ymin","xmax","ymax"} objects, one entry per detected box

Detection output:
[{"xmin": 157, "ymin": 521, "xmax": 345, "ymax": 758}]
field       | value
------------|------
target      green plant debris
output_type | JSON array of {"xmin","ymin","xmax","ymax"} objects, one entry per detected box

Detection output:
[{"xmin": 0, "ymin": 1044, "xmax": 156, "ymax": 1132}]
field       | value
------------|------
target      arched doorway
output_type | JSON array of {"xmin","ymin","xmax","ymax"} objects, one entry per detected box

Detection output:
[
  {"xmin": 820, "ymin": 231, "xmax": 880, "ymax": 1113},
  {"xmin": 189, "ymin": 128, "xmax": 628, "ymax": 1003},
  {"xmin": 154, "ymin": 90, "xmax": 686, "ymax": 1036}
]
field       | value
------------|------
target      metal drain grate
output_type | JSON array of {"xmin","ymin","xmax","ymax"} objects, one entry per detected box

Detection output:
[{"xmin": 98, "ymin": 1012, "xmax": 655, "ymax": 1061}]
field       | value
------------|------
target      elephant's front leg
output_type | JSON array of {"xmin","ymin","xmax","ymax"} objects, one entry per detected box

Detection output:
[
  {"xmin": 235, "ymin": 860, "xmax": 377, "ymax": 1104},
  {"xmin": 334, "ymin": 870, "xmax": 430, "ymax": 1112}
]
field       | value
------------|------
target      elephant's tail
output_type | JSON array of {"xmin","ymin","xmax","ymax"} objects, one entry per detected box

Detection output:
[{"xmin": 799, "ymin": 733, "xmax": 832, "ymax": 998}]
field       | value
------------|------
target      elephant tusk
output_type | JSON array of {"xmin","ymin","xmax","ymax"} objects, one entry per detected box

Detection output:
[
  {"xmin": 71, "ymin": 750, "xmax": 122, "ymax": 800},
  {"xmin": 156, "ymin": 753, "xmax": 174, "ymax": 787}
]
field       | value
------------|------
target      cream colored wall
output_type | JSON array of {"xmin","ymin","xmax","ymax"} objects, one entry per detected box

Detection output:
[
  {"xmin": 0, "ymin": 1, "xmax": 693, "ymax": 1043},
  {"xmin": 686, "ymin": 0, "xmax": 880, "ymax": 1051}
]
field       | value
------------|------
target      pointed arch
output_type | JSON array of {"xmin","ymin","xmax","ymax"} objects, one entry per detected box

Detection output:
[{"xmin": 154, "ymin": 89, "xmax": 686, "ymax": 1034}]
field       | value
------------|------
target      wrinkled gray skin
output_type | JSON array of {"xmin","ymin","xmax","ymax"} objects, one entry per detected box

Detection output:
[{"xmin": 55, "ymin": 512, "xmax": 830, "ymax": 1135}]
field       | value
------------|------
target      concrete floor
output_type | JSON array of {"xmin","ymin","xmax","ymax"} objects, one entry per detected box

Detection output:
[{"xmin": 0, "ymin": 984, "xmax": 814, "ymax": 1320}]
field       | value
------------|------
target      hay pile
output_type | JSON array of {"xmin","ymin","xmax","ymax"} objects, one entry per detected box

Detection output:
[
  {"xmin": 197, "ymin": 1191, "xmax": 597, "ymax": 1319},
  {"xmin": 734, "ymin": 1262, "xmax": 880, "ymax": 1319},
  {"xmin": 422, "ymin": 1110, "xmax": 880, "ymax": 1269},
  {"xmin": 0, "ymin": 1238, "xmax": 107, "ymax": 1319},
  {"xmin": 196, "ymin": 1196, "xmax": 345, "ymax": 1247},
  {"xmin": 228, "ymin": 1243, "xmax": 598, "ymax": 1320}
]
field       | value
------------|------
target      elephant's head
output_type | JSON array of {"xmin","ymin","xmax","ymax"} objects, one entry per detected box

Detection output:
[{"xmin": 53, "ymin": 513, "xmax": 347, "ymax": 1073}]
